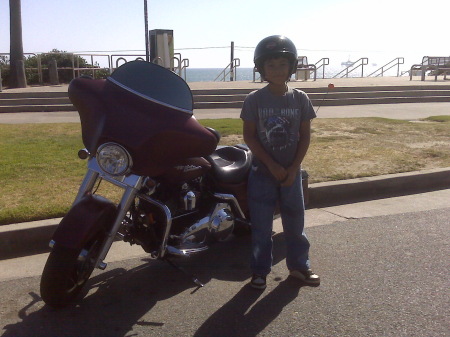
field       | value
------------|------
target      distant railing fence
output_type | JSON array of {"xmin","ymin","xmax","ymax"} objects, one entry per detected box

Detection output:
[
  {"xmin": 0, "ymin": 52, "xmax": 190, "ymax": 85},
  {"xmin": 367, "ymin": 57, "xmax": 404, "ymax": 77},
  {"xmin": 315, "ymin": 58, "xmax": 330, "ymax": 79},
  {"xmin": 214, "ymin": 58, "xmax": 240, "ymax": 82},
  {"xmin": 333, "ymin": 58, "xmax": 369, "ymax": 78},
  {"xmin": 0, "ymin": 52, "xmax": 43, "ymax": 84},
  {"xmin": 252, "ymin": 57, "xmax": 329, "ymax": 82},
  {"xmin": 111, "ymin": 54, "xmax": 146, "ymax": 68},
  {"xmin": 173, "ymin": 53, "xmax": 189, "ymax": 78},
  {"xmin": 70, "ymin": 53, "xmax": 111, "ymax": 79},
  {"xmin": 1, "ymin": 52, "xmax": 415, "ymax": 85}
]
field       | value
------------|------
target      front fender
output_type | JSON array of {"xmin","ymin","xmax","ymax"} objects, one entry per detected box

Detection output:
[{"xmin": 52, "ymin": 194, "xmax": 117, "ymax": 251}]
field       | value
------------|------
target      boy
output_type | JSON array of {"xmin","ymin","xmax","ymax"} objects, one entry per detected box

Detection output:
[{"xmin": 240, "ymin": 35, "xmax": 320, "ymax": 290}]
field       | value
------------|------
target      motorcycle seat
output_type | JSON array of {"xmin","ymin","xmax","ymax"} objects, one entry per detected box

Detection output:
[{"xmin": 207, "ymin": 146, "xmax": 252, "ymax": 184}]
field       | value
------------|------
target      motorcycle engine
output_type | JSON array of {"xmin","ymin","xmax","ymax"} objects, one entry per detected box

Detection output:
[
  {"xmin": 182, "ymin": 190, "xmax": 196, "ymax": 211},
  {"xmin": 178, "ymin": 203, "xmax": 235, "ymax": 247},
  {"xmin": 210, "ymin": 204, "xmax": 234, "ymax": 241}
]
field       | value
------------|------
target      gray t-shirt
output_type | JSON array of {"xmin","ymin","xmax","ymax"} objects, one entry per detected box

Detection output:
[{"xmin": 240, "ymin": 85, "xmax": 316, "ymax": 169}]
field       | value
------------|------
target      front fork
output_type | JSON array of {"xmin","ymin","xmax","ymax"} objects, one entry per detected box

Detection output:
[{"xmin": 74, "ymin": 158, "xmax": 146, "ymax": 270}]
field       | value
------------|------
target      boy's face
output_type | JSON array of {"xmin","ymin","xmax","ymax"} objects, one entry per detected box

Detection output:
[{"xmin": 263, "ymin": 56, "xmax": 291, "ymax": 85}]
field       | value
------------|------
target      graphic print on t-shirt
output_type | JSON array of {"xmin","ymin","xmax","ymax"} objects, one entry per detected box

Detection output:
[{"xmin": 258, "ymin": 107, "xmax": 299, "ymax": 151}]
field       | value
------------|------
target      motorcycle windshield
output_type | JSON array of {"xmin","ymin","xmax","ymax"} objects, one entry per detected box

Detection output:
[
  {"xmin": 69, "ymin": 61, "xmax": 218, "ymax": 177},
  {"xmin": 107, "ymin": 61, "xmax": 193, "ymax": 114}
]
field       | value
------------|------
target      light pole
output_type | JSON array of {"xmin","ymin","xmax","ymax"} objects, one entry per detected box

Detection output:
[
  {"xmin": 144, "ymin": 0, "xmax": 149, "ymax": 62},
  {"xmin": 230, "ymin": 41, "xmax": 234, "ymax": 81}
]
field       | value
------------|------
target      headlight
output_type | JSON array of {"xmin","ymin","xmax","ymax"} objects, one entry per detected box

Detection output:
[{"xmin": 96, "ymin": 143, "xmax": 132, "ymax": 176}]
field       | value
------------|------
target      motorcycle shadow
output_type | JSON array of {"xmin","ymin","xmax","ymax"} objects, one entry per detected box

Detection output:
[{"xmin": 4, "ymin": 233, "xmax": 288, "ymax": 337}]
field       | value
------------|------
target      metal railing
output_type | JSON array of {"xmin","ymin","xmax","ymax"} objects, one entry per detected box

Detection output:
[
  {"xmin": 113, "ymin": 53, "xmax": 189, "ymax": 80},
  {"xmin": 332, "ymin": 57, "xmax": 369, "ymax": 78},
  {"xmin": 252, "ymin": 57, "xmax": 326, "ymax": 82},
  {"xmin": 111, "ymin": 54, "xmax": 146, "ymax": 69},
  {"xmin": 173, "ymin": 53, "xmax": 189, "ymax": 80},
  {"xmin": 214, "ymin": 58, "xmax": 240, "ymax": 82},
  {"xmin": 1, "ymin": 52, "xmax": 111, "ymax": 84},
  {"xmin": 1, "ymin": 52, "xmax": 43, "ymax": 84},
  {"xmin": 35, "ymin": 52, "xmax": 111, "ymax": 80},
  {"xmin": 367, "ymin": 57, "xmax": 404, "ymax": 77},
  {"xmin": 70, "ymin": 53, "xmax": 111, "ymax": 78},
  {"xmin": 1, "ymin": 52, "xmax": 191, "ymax": 84},
  {"xmin": 315, "ymin": 58, "xmax": 329, "ymax": 79},
  {"xmin": 400, "ymin": 69, "xmax": 411, "ymax": 77},
  {"xmin": 252, "ymin": 67, "xmax": 262, "ymax": 82}
]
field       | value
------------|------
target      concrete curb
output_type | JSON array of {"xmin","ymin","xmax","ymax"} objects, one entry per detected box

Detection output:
[
  {"xmin": 308, "ymin": 167, "xmax": 450, "ymax": 207},
  {"xmin": 0, "ymin": 218, "xmax": 62, "ymax": 260},
  {"xmin": 1, "ymin": 167, "xmax": 449, "ymax": 260}
]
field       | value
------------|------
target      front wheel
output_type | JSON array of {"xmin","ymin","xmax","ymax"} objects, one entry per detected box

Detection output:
[{"xmin": 40, "ymin": 235, "xmax": 105, "ymax": 308}]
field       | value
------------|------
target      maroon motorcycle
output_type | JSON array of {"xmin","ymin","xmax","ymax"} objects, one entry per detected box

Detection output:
[{"xmin": 40, "ymin": 61, "xmax": 255, "ymax": 308}]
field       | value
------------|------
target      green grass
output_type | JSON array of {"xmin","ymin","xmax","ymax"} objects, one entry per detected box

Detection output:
[
  {"xmin": 424, "ymin": 115, "xmax": 450, "ymax": 123},
  {"xmin": 0, "ymin": 124, "xmax": 85, "ymax": 225},
  {"xmin": 0, "ymin": 116, "xmax": 449, "ymax": 225},
  {"xmin": 199, "ymin": 118, "xmax": 243, "ymax": 136}
]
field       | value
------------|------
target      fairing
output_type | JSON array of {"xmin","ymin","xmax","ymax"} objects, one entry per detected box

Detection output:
[{"xmin": 69, "ymin": 61, "xmax": 218, "ymax": 177}]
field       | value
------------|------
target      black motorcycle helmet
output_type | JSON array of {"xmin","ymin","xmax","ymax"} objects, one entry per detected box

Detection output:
[{"xmin": 254, "ymin": 35, "xmax": 298, "ymax": 78}]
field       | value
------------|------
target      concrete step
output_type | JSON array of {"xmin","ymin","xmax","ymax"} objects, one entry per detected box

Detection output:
[
  {"xmin": 2, "ymin": 85, "xmax": 450, "ymax": 113},
  {"xmin": 194, "ymin": 94, "xmax": 450, "ymax": 109},
  {"xmin": 191, "ymin": 84, "xmax": 450, "ymax": 95},
  {"xmin": 0, "ymin": 91, "xmax": 68, "ymax": 99},
  {"xmin": 311, "ymin": 90, "xmax": 450, "ymax": 99},
  {"xmin": 0, "ymin": 91, "xmax": 75, "ymax": 112},
  {"xmin": 317, "ymin": 95, "xmax": 450, "ymax": 106},
  {"xmin": 194, "ymin": 94, "xmax": 248, "ymax": 103},
  {"xmin": 192, "ymin": 90, "xmax": 450, "ymax": 104},
  {"xmin": 0, "ymin": 104, "xmax": 75, "ymax": 113},
  {"xmin": 192, "ymin": 85, "xmax": 450, "ymax": 108},
  {"xmin": 0, "ymin": 97, "xmax": 72, "ymax": 106}
]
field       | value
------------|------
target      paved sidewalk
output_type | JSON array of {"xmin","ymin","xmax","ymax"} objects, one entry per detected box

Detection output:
[{"xmin": 1, "ymin": 102, "xmax": 450, "ymax": 124}]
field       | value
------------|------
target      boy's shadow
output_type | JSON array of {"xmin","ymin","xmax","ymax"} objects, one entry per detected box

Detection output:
[
  {"xmin": 3, "ymin": 233, "xmax": 290, "ymax": 337},
  {"xmin": 194, "ymin": 278, "xmax": 303, "ymax": 337}
]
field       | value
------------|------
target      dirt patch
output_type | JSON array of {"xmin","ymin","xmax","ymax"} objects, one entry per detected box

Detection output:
[{"xmin": 220, "ymin": 134, "xmax": 244, "ymax": 146}]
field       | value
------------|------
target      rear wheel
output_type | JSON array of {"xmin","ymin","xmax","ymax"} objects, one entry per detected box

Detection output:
[{"xmin": 40, "ymin": 234, "xmax": 105, "ymax": 308}]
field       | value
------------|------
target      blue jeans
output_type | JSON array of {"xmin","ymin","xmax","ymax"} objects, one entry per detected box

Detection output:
[{"xmin": 248, "ymin": 167, "xmax": 310, "ymax": 276}]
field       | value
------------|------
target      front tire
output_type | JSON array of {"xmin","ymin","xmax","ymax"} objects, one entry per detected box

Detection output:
[{"xmin": 40, "ymin": 235, "xmax": 105, "ymax": 308}]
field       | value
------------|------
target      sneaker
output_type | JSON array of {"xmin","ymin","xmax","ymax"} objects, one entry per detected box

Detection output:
[
  {"xmin": 250, "ymin": 274, "xmax": 267, "ymax": 289},
  {"xmin": 289, "ymin": 269, "xmax": 320, "ymax": 286}
]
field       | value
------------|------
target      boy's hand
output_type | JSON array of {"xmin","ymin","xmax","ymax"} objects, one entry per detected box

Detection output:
[
  {"xmin": 281, "ymin": 166, "xmax": 299, "ymax": 186},
  {"xmin": 268, "ymin": 163, "xmax": 288, "ymax": 182}
]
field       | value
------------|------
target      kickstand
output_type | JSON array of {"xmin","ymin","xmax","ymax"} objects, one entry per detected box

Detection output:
[{"xmin": 164, "ymin": 258, "xmax": 204, "ymax": 290}]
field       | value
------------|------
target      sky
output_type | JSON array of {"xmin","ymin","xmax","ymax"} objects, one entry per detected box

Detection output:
[{"xmin": 1, "ymin": 0, "xmax": 447, "ymax": 70}]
